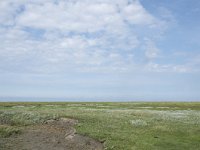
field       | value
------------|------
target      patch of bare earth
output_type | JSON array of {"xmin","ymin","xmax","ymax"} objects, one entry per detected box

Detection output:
[{"xmin": 0, "ymin": 118, "xmax": 104, "ymax": 150}]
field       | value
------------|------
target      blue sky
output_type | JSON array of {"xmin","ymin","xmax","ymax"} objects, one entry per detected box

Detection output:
[{"xmin": 0, "ymin": 0, "xmax": 200, "ymax": 101}]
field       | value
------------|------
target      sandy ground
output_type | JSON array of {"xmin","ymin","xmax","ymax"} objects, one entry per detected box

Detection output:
[{"xmin": 0, "ymin": 118, "xmax": 104, "ymax": 150}]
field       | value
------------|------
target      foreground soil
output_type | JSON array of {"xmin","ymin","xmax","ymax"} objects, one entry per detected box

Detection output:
[{"xmin": 0, "ymin": 118, "xmax": 104, "ymax": 150}]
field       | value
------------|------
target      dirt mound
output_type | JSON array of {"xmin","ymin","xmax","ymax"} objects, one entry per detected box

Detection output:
[{"xmin": 0, "ymin": 118, "xmax": 104, "ymax": 150}]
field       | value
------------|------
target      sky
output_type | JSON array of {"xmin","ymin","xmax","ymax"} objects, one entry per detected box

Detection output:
[{"xmin": 0, "ymin": 0, "xmax": 200, "ymax": 101}]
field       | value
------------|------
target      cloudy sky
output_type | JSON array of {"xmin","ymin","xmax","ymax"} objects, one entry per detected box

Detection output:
[{"xmin": 0, "ymin": 0, "xmax": 200, "ymax": 101}]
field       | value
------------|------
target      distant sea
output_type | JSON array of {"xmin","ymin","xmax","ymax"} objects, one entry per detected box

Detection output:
[
  {"xmin": 0, "ymin": 97, "xmax": 104, "ymax": 102},
  {"xmin": 0, "ymin": 97, "xmax": 199, "ymax": 102}
]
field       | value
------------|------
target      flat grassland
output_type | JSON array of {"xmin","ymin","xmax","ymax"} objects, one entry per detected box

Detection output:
[{"xmin": 0, "ymin": 102, "xmax": 200, "ymax": 150}]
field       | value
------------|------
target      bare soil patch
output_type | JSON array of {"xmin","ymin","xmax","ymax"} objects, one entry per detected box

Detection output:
[{"xmin": 0, "ymin": 118, "xmax": 103, "ymax": 150}]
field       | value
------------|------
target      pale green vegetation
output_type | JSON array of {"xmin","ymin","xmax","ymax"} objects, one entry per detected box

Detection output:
[
  {"xmin": 0, "ymin": 102, "xmax": 200, "ymax": 150},
  {"xmin": 0, "ymin": 125, "xmax": 20, "ymax": 138}
]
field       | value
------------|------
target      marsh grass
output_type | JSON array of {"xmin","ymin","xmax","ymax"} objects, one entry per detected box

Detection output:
[
  {"xmin": 0, "ymin": 111, "xmax": 59, "ymax": 126},
  {"xmin": 0, "ymin": 102, "xmax": 200, "ymax": 150},
  {"xmin": 130, "ymin": 119, "xmax": 148, "ymax": 127},
  {"xmin": 0, "ymin": 125, "xmax": 21, "ymax": 137}
]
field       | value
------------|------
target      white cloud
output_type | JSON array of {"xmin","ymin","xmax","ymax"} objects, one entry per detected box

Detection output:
[
  {"xmin": 17, "ymin": 1, "xmax": 120, "ymax": 33},
  {"xmin": 122, "ymin": 0, "xmax": 156, "ymax": 26},
  {"xmin": 145, "ymin": 62, "xmax": 192, "ymax": 73},
  {"xmin": 15, "ymin": 0, "xmax": 163, "ymax": 33},
  {"xmin": 0, "ymin": 1, "xmax": 19, "ymax": 26},
  {"xmin": 0, "ymin": 0, "xmax": 174, "ymax": 74}
]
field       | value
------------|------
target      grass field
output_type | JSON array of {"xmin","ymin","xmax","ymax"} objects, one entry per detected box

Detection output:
[{"xmin": 0, "ymin": 102, "xmax": 200, "ymax": 150}]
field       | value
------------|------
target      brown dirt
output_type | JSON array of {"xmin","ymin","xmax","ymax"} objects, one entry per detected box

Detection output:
[{"xmin": 0, "ymin": 118, "xmax": 104, "ymax": 150}]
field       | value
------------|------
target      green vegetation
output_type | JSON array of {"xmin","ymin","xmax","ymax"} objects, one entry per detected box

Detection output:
[
  {"xmin": 0, "ymin": 125, "xmax": 20, "ymax": 138},
  {"xmin": 0, "ymin": 102, "xmax": 200, "ymax": 150}
]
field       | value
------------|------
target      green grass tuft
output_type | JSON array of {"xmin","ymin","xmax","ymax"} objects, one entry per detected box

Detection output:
[{"xmin": 0, "ymin": 126, "xmax": 21, "ymax": 138}]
